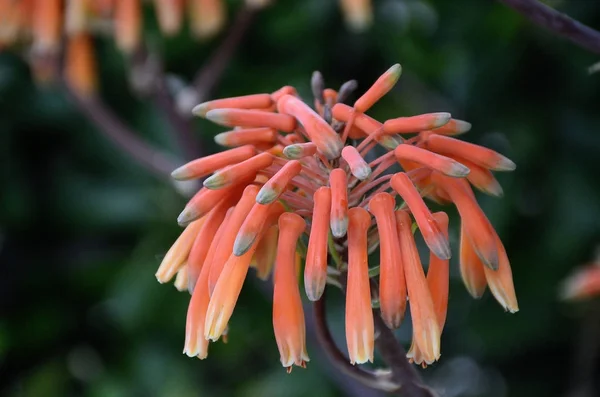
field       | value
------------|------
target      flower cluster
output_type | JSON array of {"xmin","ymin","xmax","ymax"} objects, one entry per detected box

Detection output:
[
  {"xmin": 0, "ymin": 0, "xmax": 271, "ymax": 96},
  {"xmin": 156, "ymin": 64, "xmax": 519, "ymax": 372}
]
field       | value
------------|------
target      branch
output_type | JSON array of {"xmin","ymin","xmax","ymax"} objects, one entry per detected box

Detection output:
[
  {"xmin": 64, "ymin": 85, "xmax": 179, "ymax": 180},
  {"xmin": 175, "ymin": 6, "xmax": 257, "ymax": 115},
  {"xmin": 313, "ymin": 292, "xmax": 398, "ymax": 393},
  {"xmin": 372, "ymin": 313, "xmax": 436, "ymax": 397},
  {"xmin": 497, "ymin": 0, "xmax": 600, "ymax": 54},
  {"xmin": 129, "ymin": 48, "xmax": 204, "ymax": 161}
]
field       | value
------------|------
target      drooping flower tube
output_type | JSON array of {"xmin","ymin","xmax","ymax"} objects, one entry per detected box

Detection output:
[{"xmin": 157, "ymin": 64, "xmax": 518, "ymax": 371}]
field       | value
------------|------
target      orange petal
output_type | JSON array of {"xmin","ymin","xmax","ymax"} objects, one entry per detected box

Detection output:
[
  {"xmin": 428, "ymin": 119, "xmax": 471, "ymax": 136},
  {"xmin": 561, "ymin": 263, "xmax": 600, "ymax": 301},
  {"xmin": 171, "ymin": 145, "xmax": 256, "ymax": 181},
  {"xmin": 368, "ymin": 193, "xmax": 406, "ymax": 329},
  {"xmin": 204, "ymin": 233, "xmax": 262, "ymax": 342},
  {"xmin": 484, "ymin": 236, "xmax": 519, "ymax": 313},
  {"xmin": 332, "ymin": 103, "xmax": 401, "ymax": 150},
  {"xmin": 203, "ymin": 152, "xmax": 273, "ymax": 189},
  {"xmin": 183, "ymin": 252, "xmax": 212, "ymax": 358},
  {"xmin": 189, "ymin": 0, "xmax": 226, "ymax": 40},
  {"xmin": 64, "ymin": 33, "xmax": 98, "ymax": 98},
  {"xmin": 339, "ymin": 0, "xmax": 373, "ymax": 32},
  {"xmin": 383, "ymin": 113, "xmax": 451, "ymax": 134},
  {"xmin": 330, "ymin": 168, "xmax": 349, "ymax": 238},
  {"xmin": 208, "ymin": 185, "xmax": 259, "ymax": 295},
  {"xmin": 256, "ymin": 160, "xmax": 303, "ymax": 204},
  {"xmin": 273, "ymin": 213, "xmax": 309, "ymax": 370},
  {"xmin": 156, "ymin": 218, "xmax": 206, "ymax": 284},
  {"xmin": 394, "ymin": 144, "xmax": 470, "ymax": 178},
  {"xmin": 425, "ymin": 134, "xmax": 516, "ymax": 172},
  {"xmin": 345, "ymin": 207, "xmax": 374, "ymax": 364},
  {"xmin": 277, "ymin": 94, "xmax": 343, "ymax": 159},
  {"xmin": 390, "ymin": 172, "xmax": 451, "ymax": 260},
  {"xmin": 206, "ymin": 108, "xmax": 296, "ymax": 133},
  {"xmin": 32, "ymin": 0, "xmax": 62, "ymax": 54},
  {"xmin": 452, "ymin": 157, "xmax": 503, "ymax": 197},
  {"xmin": 251, "ymin": 225, "xmax": 279, "ymax": 280},
  {"xmin": 459, "ymin": 223, "xmax": 488, "ymax": 299},
  {"xmin": 233, "ymin": 201, "xmax": 285, "ymax": 256},
  {"xmin": 283, "ymin": 143, "xmax": 317, "ymax": 159},
  {"xmin": 354, "ymin": 64, "xmax": 402, "ymax": 113},
  {"xmin": 304, "ymin": 187, "xmax": 331, "ymax": 301},
  {"xmin": 153, "ymin": 0, "xmax": 184, "ymax": 36},
  {"xmin": 114, "ymin": 0, "xmax": 142, "ymax": 53},
  {"xmin": 396, "ymin": 210, "xmax": 440, "ymax": 364},
  {"xmin": 193, "ymin": 94, "xmax": 273, "ymax": 117},
  {"xmin": 431, "ymin": 173, "xmax": 499, "ymax": 270},
  {"xmin": 177, "ymin": 181, "xmax": 250, "ymax": 225},
  {"xmin": 214, "ymin": 127, "xmax": 278, "ymax": 147},
  {"xmin": 341, "ymin": 146, "xmax": 371, "ymax": 180},
  {"xmin": 174, "ymin": 264, "xmax": 189, "ymax": 292},
  {"xmin": 187, "ymin": 192, "xmax": 241, "ymax": 292}
]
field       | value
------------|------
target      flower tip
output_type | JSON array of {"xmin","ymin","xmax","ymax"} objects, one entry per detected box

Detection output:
[
  {"xmin": 432, "ymin": 112, "xmax": 452, "ymax": 128},
  {"xmin": 177, "ymin": 207, "xmax": 199, "ymax": 226},
  {"xmin": 256, "ymin": 186, "xmax": 278, "ymax": 205},
  {"xmin": 352, "ymin": 166, "xmax": 372, "ymax": 181},
  {"xmin": 454, "ymin": 119, "xmax": 472, "ymax": 134},
  {"xmin": 388, "ymin": 63, "xmax": 402, "ymax": 82},
  {"xmin": 496, "ymin": 156, "xmax": 517, "ymax": 172},
  {"xmin": 330, "ymin": 217, "xmax": 348, "ymax": 238},
  {"xmin": 213, "ymin": 132, "xmax": 227, "ymax": 146},
  {"xmin": 171, "ymin": 165, "xmax": 191, "ymax": 180},
  {"xmin": 430, "ymin": 234, "xmax": 452, "ymax": 260},
  {"xmin": 191, "ymin": 103, "xmax": 210, "ymax": 117},
  {"xmin": 448, "ymin": 162, "xmax": 471, "ymax": 178},
  {"xmin": 486, "ymin": 179, "xmax": 504, "ymax": 198},
  {"xmin": 205, "ymin": 109, "xmax": 228, "ymax": 125},
  {"xmin": 203, "ymin": 174, "xmax": 224, "ymax": 190},
  {"xmin": 233, "ymin": 233, "xmax": 255, "ymax": 257},
  {"xmin": 283, "ymin": 145, "xmax": 301, "ymax": 159}
]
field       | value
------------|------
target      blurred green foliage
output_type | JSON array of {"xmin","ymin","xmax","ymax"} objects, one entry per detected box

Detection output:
[{"xmin": 1, "ymin": 1, "xmax": 600, "ymax": 396}]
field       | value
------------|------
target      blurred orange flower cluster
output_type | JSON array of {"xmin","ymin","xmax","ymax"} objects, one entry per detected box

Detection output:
[
  {"xmin": 156, "ymin": 64, "xmax": 519, "ymax": 371},
  {"xmin": 0, "ymin": 0, "xmax": 272, "ymax": 96}
]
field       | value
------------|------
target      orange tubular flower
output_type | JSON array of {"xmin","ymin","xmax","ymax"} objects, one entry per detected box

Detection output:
[
  {"xmin": 157, "ymin": 64, "xmax": 517, "ymax": 370},
  {"xmin": 251, "ymin": 225, "xmax": 279, "ymax": 280},
  {"xmin": 368, "ymin": 193, "xmax": 406, "ymax": 329},
  {"xmin": 396, "ymin": 210, "xmax": 441, "ymax": 365},
  {"xmin": 215, "ymin": 128, "xmax": 278, "ymax": 147},
  {"xmin": 305, "ymin": 187, "xmax": 332, "ymax": 301},
  {"xmin": 561, "ymin": 259, "xmax": 600, "ymax": 301},
  {"xmin": 64, "ymin": 33, "xmax": 98, "ymax": 98},
  {"xmin": 330, "ymin": 168, "xmax": 349, "ymax": 238},
  {"xmin": 273, "ymin": 213, "xmax": 310, "ymax": 372},
  {"xmin": 114, "ymin": 0, "xmax": 142, "ymax": 54},
  {"xmin": 203, "ymin": 152, "xmax": 274, "ymax": 189},
  {"xmin": 391, "ymin": 172, "xmax": 451, "ymax": 260},
  {"xmin": 207, "ymin": 185, "xmax": 260, "ymax": 294},
  {"xmin": 189, "ymin": 0, "xmax": 226, "ymax": 40},
  {"xmin": 407, "ymin": 211, "xmax": 449, "ymax": 366},
  {"xmin": 153, "ymin": 0, "xmax": 184, "ymax": 36},
  {"xmin": 206, "ymin": 109, "xmax": 297, "ymax": 132},
  {"xmin": 394, "ymin": 144, "xmax": 470, "ymax": 178},
  {"xmin": 171, "ymin": 145, "xmax": 256, "ymax": 180},
  {"xmin": 459, "ymin": 224, "xmax": 488, "ymax": 299},
  {"xmin": 193, "ymin": 94, "xmax": 274, "ymax": 117},
  {"xmin": 345, "ymin": 207, "xmax": 374, "ymax": 364}
]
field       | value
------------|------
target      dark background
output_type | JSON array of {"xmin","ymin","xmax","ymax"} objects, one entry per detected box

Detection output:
[{"xmin": 1, "ymin": 1, "xmax": 600, "ymax": 396}]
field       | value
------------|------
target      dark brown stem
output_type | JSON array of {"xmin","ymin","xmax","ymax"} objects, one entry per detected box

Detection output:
[
  {"xmin": 372, "ymin": 313, "xmax": 436, "ymax": 397},
  {"xmin": 497, "ymin": 0, "xmax": 600, "ymax": 54},
  {"xmin": 192, "ymin": 7, "xmax": 257, "ymax": 103},
  {"xmin": 64, "ymin": 86, "xmax": 178, "ymax": 179},
  {"xmin": 313, "ymin": 292, "xmax": 398, "ymax": 393},
  {"xmin": 129, "ymin": 48, "xmax": 204, "ymax": 162}
]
